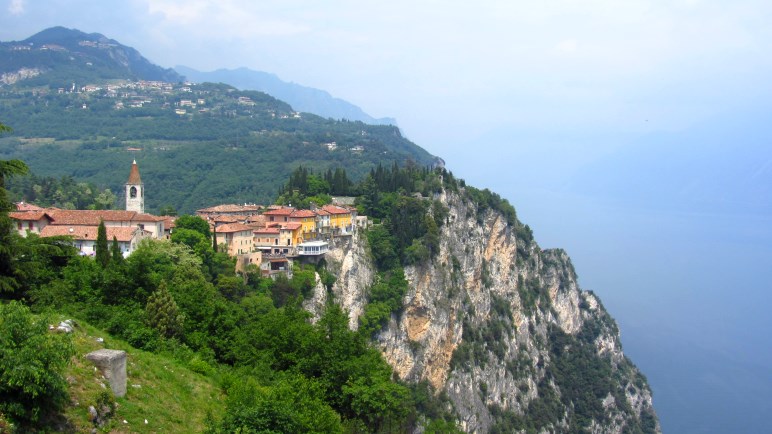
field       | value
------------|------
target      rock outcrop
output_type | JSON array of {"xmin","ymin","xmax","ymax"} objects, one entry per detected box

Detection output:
[{"xmin": 321, "ymin": 188, "xmax": 659, "ymax": 433}]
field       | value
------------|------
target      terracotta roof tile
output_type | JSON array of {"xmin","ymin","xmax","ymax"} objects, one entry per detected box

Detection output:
[
  {"xmin": 321, "ymin": 205, "xmax": 351, "ymax": 215},
  {"xmin": 254, "ymin": 227, "xmax": 281, "ymax": 234},
  {"xmin": 280, "ymin": 222, "xmax": 302, "ymax": 230},
  {"xmin": 9, "ymin": 211, "xmax": 50, "ymax": 221},
  {"xmin": 215, "ymin": 223, "xmax": 254, "ymax": 233},
  {"xmin": 196, "ymin": 204, "xmax": 262, "ymax": 214},
  {"xmin": 290, "ymin": 209, "xmax": 316, "ymax": 218},
  {"xmin": 263, "ymin": 207, "xmax": 294, "ymax": 216},
  {"xmin": 14, "ymin": 202, "xmax": 45, "ymax": 212},
  {"xmin": 214, "ymin": 215, "xmax": 239, "ymax": 223},
  {"xmin": 40, "ymin": 225, "xmax": 143, "ymax": 242},
  {"xmin": 46, "ymin": 210, "xmax": 161, "ymax": 226}
]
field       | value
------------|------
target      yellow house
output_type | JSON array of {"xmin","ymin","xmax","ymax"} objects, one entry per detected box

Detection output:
[
  {"xmin": 322, "ymin": 205, "xmax": 353, "ymax": 234},
  {"xmin": 280, "ymin": 222, "xmax": 303, "ymax": 246},
  {"xmin": 289, "ymin": 209, "xmax": 318, "ymax": 240}
]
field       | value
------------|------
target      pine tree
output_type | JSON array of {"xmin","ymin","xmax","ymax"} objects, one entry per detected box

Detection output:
[
  {"xmin": 145, "ymin": 281, "xmax": 184, "ymax": 338},
  {"xmin": 110, "ymin": 236, "xmax": 123, "ymax": 264},
  {"xmin": 0, "ymin": 153, "xmax": 29, "ymax": 295},
  {"xmin": 95, "ymin": 220, "xmax": 109, "ymax": 268}
]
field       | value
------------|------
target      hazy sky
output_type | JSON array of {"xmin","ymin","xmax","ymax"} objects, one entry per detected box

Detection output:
[
  {"xmin": 3, "ymin": 2, "xmax": 772, "ymax": 432},
  {"xmin": 3, "ymin": 0, "xmax": 772, "ymax": 161}
]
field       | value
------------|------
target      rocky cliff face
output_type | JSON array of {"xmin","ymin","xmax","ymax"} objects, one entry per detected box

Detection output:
[{"xmin": 313, "ymin": 188, "xmax": 659, "ymax": 433}]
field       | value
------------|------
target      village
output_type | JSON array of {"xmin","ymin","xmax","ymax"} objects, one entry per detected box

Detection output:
[{"xmin": 9, "ymin": 160, "xmax": 366, "ymax": 277}]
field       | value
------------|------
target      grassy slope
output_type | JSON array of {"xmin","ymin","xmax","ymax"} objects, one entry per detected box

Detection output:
[{"xmin": 57, "ymin": 316, "xmax": 223, "ymax": 433}]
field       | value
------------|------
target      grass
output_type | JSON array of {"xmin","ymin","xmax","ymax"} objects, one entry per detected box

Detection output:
[{"xmin": 58, "ymin": 316, "xmax": 224, "ymax": 433}]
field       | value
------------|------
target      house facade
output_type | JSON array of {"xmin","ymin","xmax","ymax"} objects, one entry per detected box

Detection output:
[{"xmin": 39, "ymin": 225, "xmax": 151, "ymax": 257}]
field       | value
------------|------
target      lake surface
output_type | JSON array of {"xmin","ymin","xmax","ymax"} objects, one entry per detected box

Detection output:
[{"xmin": 436, "ymin": 117, "xmax": 772, "ymax": 432}]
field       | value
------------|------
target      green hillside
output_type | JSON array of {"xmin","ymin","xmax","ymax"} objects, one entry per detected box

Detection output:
[
  {"xmin": 0, "ymin": 28, "xmax": 436, "ymax": 213},
  {"xmin": 52, "ymin": 314, "xmax": 223, "ymax": 433},
  {"xmin": 0, "ymin": 80, "xmax": 435, "ymax": 213}
]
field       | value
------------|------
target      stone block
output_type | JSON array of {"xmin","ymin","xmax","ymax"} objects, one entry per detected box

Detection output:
[{"xmin": 85, "ymin": 349, "xmax": 127, "ymax": 397}]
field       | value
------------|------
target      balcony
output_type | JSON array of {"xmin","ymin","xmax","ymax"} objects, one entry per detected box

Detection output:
[{"xmin": 297, "ymin": 240, "xmax": 329, "ymax": 256}]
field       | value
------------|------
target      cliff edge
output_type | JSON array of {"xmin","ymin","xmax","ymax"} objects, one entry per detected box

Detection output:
[{"xmin": 309, "ymin": 187, "xmax": 659, "ymax": 433}]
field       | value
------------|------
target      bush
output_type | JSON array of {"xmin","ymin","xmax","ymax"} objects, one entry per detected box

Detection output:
[{"xmin": 0, "ymin": 302, "xmax": 74, "ymax": 427}]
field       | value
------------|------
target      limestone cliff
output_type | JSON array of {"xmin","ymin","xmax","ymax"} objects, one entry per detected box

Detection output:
[{"xmin": 314, "ymin": 188, "xmax": 659, "ymax": 434}]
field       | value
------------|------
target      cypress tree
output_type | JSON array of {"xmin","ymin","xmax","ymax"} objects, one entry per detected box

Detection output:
[
  {"xmin": 0, "ymin": 156, "xmax": 29, "ymax": 295},
  {"xmin": 95, "ymin": 219, "xmax": 109, "ymax": 267},
  {"xmin": 110, "ymin": 235, "xmax": 123, "ymax": 264}
]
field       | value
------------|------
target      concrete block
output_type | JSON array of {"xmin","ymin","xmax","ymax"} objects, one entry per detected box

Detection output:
[{"xmin": 85, "ymin": 349, "xmax": 127, "ymax": 397}]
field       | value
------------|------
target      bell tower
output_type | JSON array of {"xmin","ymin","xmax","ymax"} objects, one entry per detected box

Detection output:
[{"xmin": 125, "ymin": 160, "xmax": 144, "ymax": 213}]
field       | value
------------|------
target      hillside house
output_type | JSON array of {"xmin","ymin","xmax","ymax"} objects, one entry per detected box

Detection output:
[
  {"xmin": 39, "ymin": 225, "xmax": 151, "ymax": 257},
  {"xmin": 297, "ymin": 240, "xmax": 329, "ymax": 256},
  {"xmin": 197, "ymin": 203, "xmax": 262, "ymax": 220},
  {"xmin": 214, "ymin": 223, "xmax": 254, "ymax": 256},
  {"xmin": 263, "ymin": 207, "xmax": 293, "ymax": 224},
  {"xmin": 322, "ymin": 204, "xmax": 355, "ymax": 235},
  {"xmin": 314, "ymin": 208, "xmax": 331, "ymax": 236},
  {"xmin": 289, "ymin": 209, "xmax": 317, "ymax": 241},
  {"xmin": 214, "ymin": 223, "xmax": 260, "ymax": 272},
  {"xmin": 9, "ymin": 211, "xmax": 53, "ymax": 236},
  {"xmin": 9, "ymin": 209, "xmax": 165, "ymax": 240}
]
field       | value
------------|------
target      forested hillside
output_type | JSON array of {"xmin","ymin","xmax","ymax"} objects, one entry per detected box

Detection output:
[
  {"xmin": 0, "ymin": 80, "xmax": 435, "ymax": 212},
  {"xmin": 0, "ymin": 27, "xmax": 435, "ymax": 213}
]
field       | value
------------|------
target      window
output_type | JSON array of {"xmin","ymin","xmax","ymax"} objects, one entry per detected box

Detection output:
[
  {"xmin": 17, "ymin": 222, "xmax": 22, "ymax": 230},
  {"xmin": 130, "ymin": 186, "xmax": 138, "ymax": 198},
  {"xmin": 28, "ymin": 222, "xmax": 33, "ymax": 230}
]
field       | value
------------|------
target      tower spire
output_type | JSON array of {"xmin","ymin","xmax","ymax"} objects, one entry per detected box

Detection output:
[
  {"xmin": 125, "ymin": 160, "xmax": 144, "ymax": 213},
  {"xmin": 127, "ymin": 159, "xmax": 142, "ymax": 184}
]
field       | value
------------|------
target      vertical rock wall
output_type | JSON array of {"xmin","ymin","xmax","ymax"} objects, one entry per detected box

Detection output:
[{"xmin": 320, "ymin": 189, "xmax": 659, "ymax": 434}]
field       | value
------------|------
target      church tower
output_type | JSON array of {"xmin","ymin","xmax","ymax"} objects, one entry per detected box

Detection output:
[{"xmin": 125, "ymin": 160, "xmax": 144, "ymax": 213}]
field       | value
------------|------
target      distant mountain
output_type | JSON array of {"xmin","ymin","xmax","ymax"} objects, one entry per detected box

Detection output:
[
  {"xmin": 0, "ymin": 26, "xmax": 182, "ymax": 87},
  {"xmin": 175, "ymin": 65, "xmax": 396, "ymax": 126}
]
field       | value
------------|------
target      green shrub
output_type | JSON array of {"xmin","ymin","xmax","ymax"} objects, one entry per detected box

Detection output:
[{"xmin": 0, "ymin": 302, "xmax": 74, "ymax": 427}]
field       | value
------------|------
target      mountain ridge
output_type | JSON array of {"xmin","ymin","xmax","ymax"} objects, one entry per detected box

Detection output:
[
  {"xmin": 0, "ymin": 26, "xmax": 182, "ymax": 86},
  {"xmin": 175, "ymin": 65, "xmax": 397, "ymax": 125}
]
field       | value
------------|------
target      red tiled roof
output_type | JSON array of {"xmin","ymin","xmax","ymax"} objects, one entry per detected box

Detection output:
[
  {"xmin": 314, "ymin": 209, "xmax": 330, "ymax": 216},
  {"xmin": 40, "ymin": 225, "xmax": 143, "ymax": 242},
  {"xmin": 322, "ymin": 205, "xmax": 351, "ymax": 215},
  {"xmin": 215, "ymin": 223, "xmax": 253, "ymax": 233},
  {"xmin": 14, "ymin": 202, "xmax": 45, "ymax": 212},
  {"xmin": 127, "ymin": 160, "xmax": 142, "ymax": 184},
  {"xmin": 9, "ymin": 211, "xmax": 50, "ymax": 221},
  {"xmin": 280, "ymin": 222, "xmax": 302, "ymax": 230},
  {"xmin": 263, "ymin": 207, "xmax": 294, "ymax": 216},
  {"xmin": 161, "ymin": 216, "xmax": 176, "ymax": 229},
  {"xmin": 46, "ymin": 210, "xmax": 161, "ymax": 225},
  {"xmin": 254, "ymin": 227, "xmax": 280, "ymax": 235},
  {"xmin": 196, "ymin": 204, "xmax": 262, "ymax": 214},
  {"xmin": 247, "ymin": 215, "xmax": 266, "ymax": 225},
  {"xmin": 290, "ymin": 209, "xmax": 316, "ymax": 218},
  {"xmin": 214, "ymin": 215, "xmax": 239, "ymax": 223}
]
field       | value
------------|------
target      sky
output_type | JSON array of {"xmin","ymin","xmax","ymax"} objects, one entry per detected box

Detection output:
[{"xmin": 3, "ymin": 1, "xmax": 772, "ymax": 432}]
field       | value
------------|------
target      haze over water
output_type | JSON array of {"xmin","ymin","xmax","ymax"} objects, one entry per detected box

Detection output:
[{"xmin": 440, "ymin": 117, "xmax": 772, "ymax": 433}]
